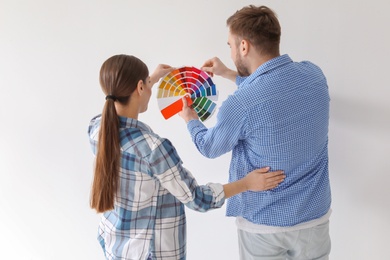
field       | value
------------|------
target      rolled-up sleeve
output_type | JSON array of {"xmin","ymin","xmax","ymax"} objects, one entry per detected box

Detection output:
[{"xmin": 148, "ymin": 138, "xmax": 225, "ymax": 212}]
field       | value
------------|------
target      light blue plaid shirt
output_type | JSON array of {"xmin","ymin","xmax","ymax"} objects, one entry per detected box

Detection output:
[
  {"xmin": 88, "ymin": 116, "xmax": 225, "ymax": 260},
  {"xmin": 187, "ymin": 54, "xmax": 331, "ymax": 227}
]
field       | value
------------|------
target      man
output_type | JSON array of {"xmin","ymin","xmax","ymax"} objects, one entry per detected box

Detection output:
[{"xmin": 179, "ymin": 5, "xmax": 331, "ymax": 260}]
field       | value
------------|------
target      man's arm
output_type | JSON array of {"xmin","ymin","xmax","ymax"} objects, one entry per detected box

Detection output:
[{"xmin": 179, "ymin": 93, "xmax": 246, "ymax": 158}]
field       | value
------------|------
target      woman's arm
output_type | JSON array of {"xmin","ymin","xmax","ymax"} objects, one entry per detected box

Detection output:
[{"xmin": 150, "ymin": 138, "xmax": 285, "ymax": 212}]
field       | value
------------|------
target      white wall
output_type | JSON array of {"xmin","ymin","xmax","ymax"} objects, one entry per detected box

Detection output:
[{"xmin": 1, "ymin": 0, "xmax": 389, "ymax": 259}]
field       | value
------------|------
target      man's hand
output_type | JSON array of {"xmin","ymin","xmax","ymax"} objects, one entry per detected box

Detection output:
[
  {"xmin": 201, "ymin": 57, "xmax": 237, "ymax": 82},
  {"xmin": 178, "ymin": 95, "xmax": 199, "ymax": 123}
]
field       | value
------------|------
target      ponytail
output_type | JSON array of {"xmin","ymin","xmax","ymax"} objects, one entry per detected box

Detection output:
[
  {"xmin": 90, "ymin": 54, "xmax": 149, "ymax": 213},
  {"xmin": 90, "ymin": 99, "xmax": 120, "ymax": 213}
]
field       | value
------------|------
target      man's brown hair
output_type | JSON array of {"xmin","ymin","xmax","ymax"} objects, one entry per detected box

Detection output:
[{"xmin": 227, "ymin": 5, "xmax": 281, "ymax": 56}]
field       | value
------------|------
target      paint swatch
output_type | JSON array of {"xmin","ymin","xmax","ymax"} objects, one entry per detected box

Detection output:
[{"xmin": 157, "ymin": 66, "xmax": 218, "ymax": 121}]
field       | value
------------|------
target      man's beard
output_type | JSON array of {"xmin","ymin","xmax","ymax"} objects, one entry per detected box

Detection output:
[{"xmin": 235, "ymin": 53, "xmax": 250, "ymax": 77}]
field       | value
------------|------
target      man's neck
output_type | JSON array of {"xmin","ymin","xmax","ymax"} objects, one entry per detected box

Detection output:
[{"xmin": 250, "ymin": 53, "xmax": 280, "ymax": 74}]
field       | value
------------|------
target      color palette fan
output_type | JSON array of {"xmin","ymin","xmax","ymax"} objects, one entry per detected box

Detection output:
[{"xmin": 157, "ymin": 66, "xmax": 218, "ymax": 122}]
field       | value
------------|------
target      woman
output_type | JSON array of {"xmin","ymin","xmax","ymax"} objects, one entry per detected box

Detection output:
[{"xmin": 88, "ymin": 54, "xmax": 285, "ymax": 260}]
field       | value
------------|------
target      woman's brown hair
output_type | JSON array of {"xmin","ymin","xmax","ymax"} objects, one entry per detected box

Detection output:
[
  {"xmin": 90, "ymin": 54, "xmax": 149, "ymax": 213},
  {"xmin": 227, "ymin": 5, "xmax": 281, "ymax": 56}
]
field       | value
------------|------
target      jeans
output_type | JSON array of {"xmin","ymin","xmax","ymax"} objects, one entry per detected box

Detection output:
[{"xmin": 238, "ymin": 221, "xmax": 331, "ymax": 260}]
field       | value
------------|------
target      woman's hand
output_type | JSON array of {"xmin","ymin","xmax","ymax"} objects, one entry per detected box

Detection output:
[
  {"xmin": 150, "ymin": 64, "xmax": 174, "ymax": 85},
  {"xmin": 243, "ymin": 167, "xmax": 285, "ymax": 191},
  {"xmin": 223, "ymin": 167, "xmax": 285, "ymax": 198}
]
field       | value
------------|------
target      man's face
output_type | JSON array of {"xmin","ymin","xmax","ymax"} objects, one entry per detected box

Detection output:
[
  {"xmin": 235, "ymin": 51, "xmax": 250, "ymax": 77},
  {"xmin": 228, "ymin": 31, "xmax": 250, "ymax": 77}
]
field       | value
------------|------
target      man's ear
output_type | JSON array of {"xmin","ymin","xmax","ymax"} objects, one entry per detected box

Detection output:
[{"xmin": 241, "ymin": 39, "xmax": 249, "ymax": 56}]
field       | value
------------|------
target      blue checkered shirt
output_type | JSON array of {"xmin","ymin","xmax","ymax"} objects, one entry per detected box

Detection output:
[
  {"xmin": 187, "ymin": 54, "xmax": 331, "ymax": 227},
  {"xmin": 88, "ymin": 116, "xmax": 225, "ymax": 260}
]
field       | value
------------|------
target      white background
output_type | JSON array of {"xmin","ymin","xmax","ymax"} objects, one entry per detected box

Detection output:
[{"xmin": 1, "ymin": 0, "xmax": 389, "ymax": 259}]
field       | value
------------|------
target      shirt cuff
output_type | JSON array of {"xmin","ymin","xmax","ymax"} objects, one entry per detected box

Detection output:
[
  {"xmin": 206, "ymin": 182, "xmax": 225, "ymax": 206},
  {"xmin": 187, "ymin": 119, "xmax": 206, "ymax": 138}
]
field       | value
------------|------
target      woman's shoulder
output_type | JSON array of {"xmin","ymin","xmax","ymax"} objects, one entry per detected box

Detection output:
[{"xmin": 120, "ymin": 127, "xmax": 174, "ymax": 156}]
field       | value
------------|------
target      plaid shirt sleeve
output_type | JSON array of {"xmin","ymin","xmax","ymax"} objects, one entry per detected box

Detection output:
[{"xmin": 148, "ymin": 137, "xmax": 225, "ymax": 212}]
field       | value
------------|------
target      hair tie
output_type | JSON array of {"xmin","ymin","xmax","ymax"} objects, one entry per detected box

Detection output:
[{"xmin": 105, "ymin": 95, "xmax": 117, "ymax": 101}]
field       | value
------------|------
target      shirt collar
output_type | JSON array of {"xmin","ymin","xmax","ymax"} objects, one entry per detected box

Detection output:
[
  {"xmin": 238, "ymin": 54, "xmax": 292, "ymax": 88},
  {"xmin": 118, "ymin": 116, "xmax": 152, "ymax": 133}
]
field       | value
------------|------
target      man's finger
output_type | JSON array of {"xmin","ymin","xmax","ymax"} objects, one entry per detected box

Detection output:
[{"xmin": 182, "ymin": 96, "xmax": 188, "ymax": 107}]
